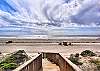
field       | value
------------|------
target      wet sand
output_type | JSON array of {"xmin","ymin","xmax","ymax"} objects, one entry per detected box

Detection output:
[{"xmin": 0, "ymin": 37, "xmax": 100, "ymax": 43}]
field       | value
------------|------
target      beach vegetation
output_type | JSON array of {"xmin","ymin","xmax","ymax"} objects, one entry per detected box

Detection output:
[
  {"xmin": 90, "ymin": 59, "xmax": 100, "ymax": 70},
  {"xmin": 80, "ymin": 50, "xmax": 96, "ymax": 57},
  {"xmin": 69, "ymin": 53, "xmax": 83, "ymax": 65},
  {"xmin": 0, "ymin": 50, "xmax": 30, "ymax": 70}
]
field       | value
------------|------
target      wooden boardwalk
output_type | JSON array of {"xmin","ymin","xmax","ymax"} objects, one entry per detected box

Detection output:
[{"xmin": 39, "ymin": 58, "xmax": 60, "ymax": 71}]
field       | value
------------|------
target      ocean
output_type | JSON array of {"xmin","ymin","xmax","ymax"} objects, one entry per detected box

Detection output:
[{"xmin": 0, "ymin": 26, "xmax": 100, "ymax": 37}]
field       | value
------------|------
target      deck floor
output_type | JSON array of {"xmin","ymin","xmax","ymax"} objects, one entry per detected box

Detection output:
[{"xmin": 39, "ymin": 58, "xmax": 60, "ymax": 71}]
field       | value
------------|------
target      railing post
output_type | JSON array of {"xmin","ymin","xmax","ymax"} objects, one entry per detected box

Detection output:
[{"xmin": 29, "ymin": 62, "xmax": 33, "ymax": 71}]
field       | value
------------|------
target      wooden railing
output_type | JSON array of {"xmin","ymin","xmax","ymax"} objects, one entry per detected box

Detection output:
[
  {"xmin": 11, "ymin": 52, "xmax": 82, "ymax": 71},
  {"xmin": 44, "ymin": 53, "xmax": 82, "ymax": 71},
  {"xmin": 13, "ymin": 54, "xmax": 42, "ymax": 71}
]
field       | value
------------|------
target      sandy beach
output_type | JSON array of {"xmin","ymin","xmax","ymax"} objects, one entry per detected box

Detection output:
[
  {"xmin": 0, "ymin": 40, "xmax": 100, "ymax": 56},
  {"xmin": 0, "ymin": 38, "xmax": 100, "ymax": 71}
]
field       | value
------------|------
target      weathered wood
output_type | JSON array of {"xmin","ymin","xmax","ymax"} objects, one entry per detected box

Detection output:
[
  {"xmin": 13, "ymin": 54, "xmax": 42, "ymax": 71},
  {"xmin": 45, "ymin": 53, "xmax": 82, "ymax": 71}
]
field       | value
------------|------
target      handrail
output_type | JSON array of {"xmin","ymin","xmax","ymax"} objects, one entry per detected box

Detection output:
[
  {"xmin": 13, "ymin": 54, "xmax": 42, "ymax": 71},
  {"xmin": 60, "ymin": 53, "xmax": 82, "ymax": 71},
  {"xmin": 45, "ymin": 52, "xmax": 82, "ymax": 71}
]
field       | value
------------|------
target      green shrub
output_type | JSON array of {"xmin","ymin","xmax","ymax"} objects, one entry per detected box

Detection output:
[
  {"xmin": 69, "ymin": 54, "xmax": 83, "ymax": 65},
  {"xmin": 4, "ymin": 57, "xmax": 15, "ymax": 63},
  {"xmin": 80, "ymin": 50, "xmax": 96, "ymax": 57},
  {"xmin": 75, "ymin": 53, "xmax": 79, "ymax": 57},
  {"xmin": 1, "ymin": 63, "xmax": 17, "ymax": 69},
  {"xmin": 90, "ymin": 59, "xmax": 100, "ymax": 65},
  {"xmin": 0, "ymin": 50, "xmax": 29, "ymax": 70},
  {"xmin": 90, "ymin": 59, "xmax": 100, "ymax": 70}
]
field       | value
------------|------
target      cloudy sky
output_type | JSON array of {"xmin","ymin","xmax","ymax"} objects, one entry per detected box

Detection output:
[{"xmin": 0, "ymin": 0, "xmax": 100, "ymax": 36}]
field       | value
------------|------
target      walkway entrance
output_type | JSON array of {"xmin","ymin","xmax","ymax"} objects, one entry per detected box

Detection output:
[
  {"xmin": 42, "ymin": 58, "xmax": 60, "ymax": 71},
  {"xmin": 39, "ymin": 58, "xmax": 60, "ymax": 71}
]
